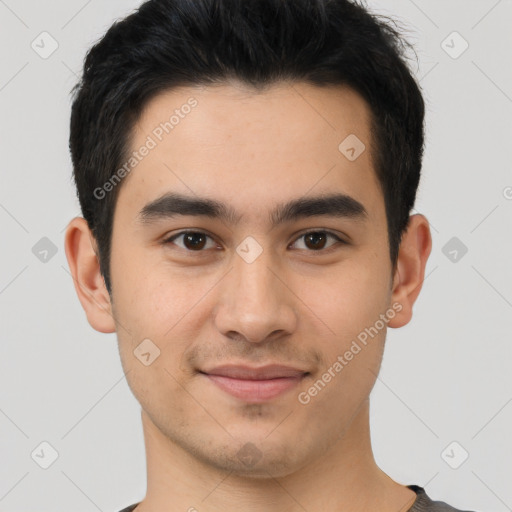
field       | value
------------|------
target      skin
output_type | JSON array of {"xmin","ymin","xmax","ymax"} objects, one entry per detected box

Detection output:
[{"xmin": 65, "ymin": 81, "xmax": 431, "ymax": 512}]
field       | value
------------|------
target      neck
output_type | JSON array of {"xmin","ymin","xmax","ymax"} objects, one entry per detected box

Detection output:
[{"xmin": 134, "ymin": 400, "xmax": 417, "ymax": 512}]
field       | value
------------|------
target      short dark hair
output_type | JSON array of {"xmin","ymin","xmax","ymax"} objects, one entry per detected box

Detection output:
[{"xmin": 69, "ymin": 0, "xmax": 425, "ymax": 297}]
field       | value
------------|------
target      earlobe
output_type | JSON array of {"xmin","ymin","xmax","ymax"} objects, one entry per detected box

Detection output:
[
  {"xmin": 388, "ymin": 214, "xmax": 432, "ymax": 328},
  {"xmin": 64, "ymin": 217, "xmax": 116, "ymax": 333}
]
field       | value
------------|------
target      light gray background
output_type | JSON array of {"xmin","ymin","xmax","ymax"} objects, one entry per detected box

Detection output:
[{"xmin": 0, "ymin": 0, "xmax": 511, "ymax": 511}]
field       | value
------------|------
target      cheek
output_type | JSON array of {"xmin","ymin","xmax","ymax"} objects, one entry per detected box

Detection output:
[
  {"xmin": 112, "ymin": 268, "xmax": 200, "ymax": 413},
  {"xmin": 111, "ymin": 243, "xmax": 198, "ymax": 333},
  {"xmin": 296, "ymin": 256, "xmax": 391, "ymax": 337},
  {"xmin": 292, "ymin": 253, "xmax": 391, "ymax": 395},
  {"xmin": 111, "ymin": 257, "xmax": 218, "ymax": 381},
  {"xmin": 121, "ymin": 350, "xmax": 192, "ymax": 435}
]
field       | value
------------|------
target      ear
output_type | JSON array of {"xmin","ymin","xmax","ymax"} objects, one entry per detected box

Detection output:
[
  {"xmin": 64, "ymin": 217, "xmax": 116, "ymax": 333},
  {"xmin": 388, "ymin": 214, "xmax": 432, "ymax": 328}
]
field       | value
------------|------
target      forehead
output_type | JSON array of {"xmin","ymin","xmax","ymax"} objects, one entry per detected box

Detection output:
[{"xmin": 116, "ymin": 81, "xmax": 383, "ymax": 226}]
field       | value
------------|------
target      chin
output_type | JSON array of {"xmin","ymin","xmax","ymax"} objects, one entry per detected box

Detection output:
[{"xmin": 195, "ymin": 435, "xmax": 312, "ymax": 479}]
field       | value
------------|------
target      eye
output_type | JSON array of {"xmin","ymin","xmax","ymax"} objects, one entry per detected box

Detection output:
[
  {"xmin": 289, "ymin": 230, "xmax": 345, "ymax": 251},
  {"xmin": 163, "ymin": 231, "xmax": 218, "ymax": 251}
]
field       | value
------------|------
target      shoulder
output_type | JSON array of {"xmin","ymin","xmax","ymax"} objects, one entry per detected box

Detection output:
[{"xmin": 408, "ymin": 485, "xmax": 479, "ymax": 512}]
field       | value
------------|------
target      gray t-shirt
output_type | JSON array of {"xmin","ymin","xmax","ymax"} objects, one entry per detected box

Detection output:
[{"xmin": 117, "ymin": 485, "xmax": 477, "ymax": 511}]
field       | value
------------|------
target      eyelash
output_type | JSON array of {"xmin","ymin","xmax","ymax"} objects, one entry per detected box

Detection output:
[{"xmin": 162, "ymin": 229, "xmax": 346, "ymax": 254}]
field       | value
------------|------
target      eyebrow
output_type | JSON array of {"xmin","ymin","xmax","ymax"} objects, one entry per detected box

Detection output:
[{"xmin": 136, "ymin": 192, "xmax": 368, "ymax": 228}]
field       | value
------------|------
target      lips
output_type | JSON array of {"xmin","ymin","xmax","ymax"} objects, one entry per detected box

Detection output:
[
  {"xmin": 201, "ymin": 364, "xmax": 308, "ymax": 380},
  {"xmin": 199, "ymin": 364, "xmax": 309, "ymax": 403}
]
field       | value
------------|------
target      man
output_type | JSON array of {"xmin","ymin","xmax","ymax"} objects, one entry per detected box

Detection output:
[{"xmin": 64, "ymin": 0, "xmax": 478, "ymax": 510}]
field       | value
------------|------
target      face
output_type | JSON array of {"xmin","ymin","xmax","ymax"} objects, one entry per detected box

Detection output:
[{"xmin": 108, "ymin": 81, "xmax": 397, "ymax": 477}]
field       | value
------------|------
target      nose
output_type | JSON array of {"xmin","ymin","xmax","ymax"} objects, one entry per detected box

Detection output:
[{"xmin": 213, "ymin": 245, "xmax": 298, "ymax": 344}]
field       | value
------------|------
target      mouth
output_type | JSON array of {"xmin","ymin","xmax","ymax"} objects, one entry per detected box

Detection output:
[{"xmin": 198, "ymin": 364, "xmax": 310, "ymax": 403}]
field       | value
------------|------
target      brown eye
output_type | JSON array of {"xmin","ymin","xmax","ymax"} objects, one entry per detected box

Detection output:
[
  {"xmin": 305, "ymin": 232, "xmax": 327, "ymax": 250},
  {"xmin": 164, "ymin": 231, "xmax": 216, "ymax": 251},
  {"xmin": 291, "ymin": 231, "xmax": 343, "ymax": 251}
]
